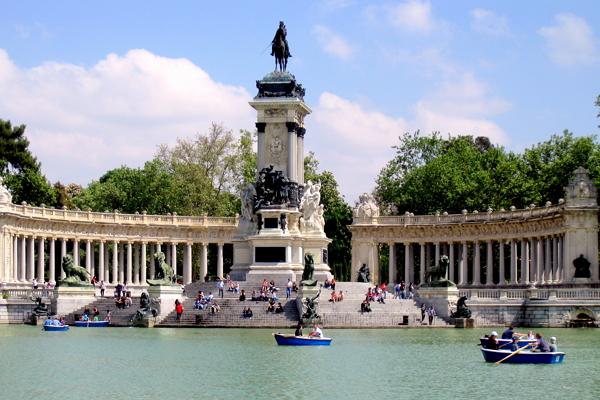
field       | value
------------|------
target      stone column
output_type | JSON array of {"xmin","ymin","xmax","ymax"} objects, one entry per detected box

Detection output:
[
  {"xmin": 184, "ymin": 242, "xmax": 192, "ymax": 284},
  {"xmin": 448, "ymin": 242, "xmax": 454, "ymax": 282},
  {"xmin": 533, "ymin": 238, "xmax": 542, "ymax": 284},
  {"xmin": 49, "ymin": 238, "xmax": 56, "ymax": 283},
  {"xmin": 85, "ymin": 239, "xmax": 92, "ymax": 274},
  {"xmin": 544, "ymin": 237, "xmax": 551, "ymax": 285},
  {"xmin": 403, "ymin": 243, "xmax": 411, "ymax": 283},
  {"xmin": 20, "ymin": 236, "xmax": 26, "ymax": 282},
  {"xmin": 98, "ymin": 241, "xmax": 105, "ymax": 282},
  {"xmin": 200, "ymin": 243, "xmax": 208, "ymax": 281},
  {"xmin": 434, "ymin": 242, "xmax": 440, "ymax": 265},
  {"xmin": 419, "ymin": 243, "xmax": 425, "ymax": 284},
  {"xmin": 36, "ymin": 237, "xmax": 45, "ymax": 282},
  {"xmin": 166, "ymin": 244, "xmax": 172, "ymax": 268},
  {"xmin": 103, "ymin": 242, "xmax": 109, "ymax": 282},
  {"xmin": 118, "ymin": 243, "xmax": 125, "ymax": 283},
  {"xmin": 217, "ymin": 243, "xmax": 224, "ymax": 279},
  {"xmin": 286, "ymin": 122, "xmax": 297, "ymax": 182},
  {"xmin": 510, "ymin": 240, "xmax": 518, "ymax": 285},
  {"xmin": 297, "ymin": 128, "xmax": 305, "ymax": 184},
  {"xmin": 459, "ymin": 242, "xmax": 467, "ymax": 285},
  {"xmin": 171, "ymin": 242, "xmax": 177, "ymax": 280},
  {"xmin": 285, "ymin": 245, "xmax": 292, "ymax": 264},
  {"xmin": 557, "ymin": 236, "xmax": 563, "ymax": 282},
  {"xmin": 12, "ymin": 235, "xmax": 18, "ymax": 282},
  {"xmin": 552, "ymin": 236, "xmax": 559, "ymax": 283},
  {"xmin": 126, "ymin": 242, "xmax": 133, "ymax": 284},
  {"xmin": 486, "ymin": 240, "xmax": 494, "ymax": 286},
  {"xmin": 140, "ymin": 242, "xmax": 147, "ymax": 284},
  {"xmin": 91, "ymin": 244, "xmax": 95, "ymax": 277},
  {"xmin": 60, "ymin": 239, "xmax": 67, "ymax": 279},
  {"xmin": 112, "ymin": 240, "xmax": 118, "ymax": 284},
  {"xmin": 150, "ymin": 243, "xmax": 159, "ymax": 279},
  {"xmin": 134, "ymin": 243, "xmax": 140, "ymax": 285},
  {"xmin": 520, "ymin": 239, "xmax": 529, "ymax": 285},
  {"xmin": 27, "ymin": 236, "xmax": 35, "ymax": 281},
  {"xmin": 73, "ymin": 239, "xmax": 80, "ymax": 268},
  {"xmin": 473, "ymin": 241, "xmax": 481, "ymax": 285},
  {"xmin": 498, "ymin": 241, "xmax": 505, "ymax": 286},
  {"xmin": 388, "ymin": 242, "xmax": 395, "ymax": 284},
  {"xmin": 256, "ymin": 122, "xmax": 266, "ymax": 172}
]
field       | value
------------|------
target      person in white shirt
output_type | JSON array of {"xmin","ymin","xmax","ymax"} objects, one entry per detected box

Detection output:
[{"xmin": 309, "ymin": 325, "xmax": 323, "ymax": 338}]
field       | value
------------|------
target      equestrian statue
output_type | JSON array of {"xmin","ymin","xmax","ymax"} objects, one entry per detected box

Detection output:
[{"xmin": 271, "ymin": 21, "xmax": 292, "ymax": 72}]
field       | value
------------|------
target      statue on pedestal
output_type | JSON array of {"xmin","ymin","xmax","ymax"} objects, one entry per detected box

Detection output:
[
  {"xmin": 57, "ymin": 255, "xmax": 91, "ymax": 287},
  {"xmin": 300, "ymin": 180, "xmax": 324, "ymax": 233},
  {"xmin": 301, "ymin": 287, "xmax": 321, "ymax": 322},
  {"xmin": 32, "ymin": 297, "xmax": 49, "ymax": 316},
  {"xmin": 271, "ymin": 21, "xmax": 291, "ymax": 72},
  {"xmin": 132, "ymin": 292, "xmax": 158, "ymax": 325},
  {"xmin": 301, "ymin": 253, "xmax": 317, "ymax": 287},
  {"xmin": 357, "ymin": 263, "xmax": 370, "ymax": 283},
  {"xmin": 422, "ymin": 256, "xmax": 455, "ymax": 287},
  {"xmin": 451, "ymin": 296, "xmax": 472, "ymax": 319},
  {"xmin": 353, "ymin": 193, "xmax": 379, "ymax": 219},
  {"xmin": 147, "ymin": 252, "xmax": 176, "ymax": 286}
]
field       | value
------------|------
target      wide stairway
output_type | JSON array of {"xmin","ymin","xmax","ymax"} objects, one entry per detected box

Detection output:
[
  {"xmin": 158, "ymin": 281, "xmax": 299, "ymax": 328},
  {"xmin": 319, "ymin": 282, "xmax": 448, "ymax": 328},
  {"xmin": 64, "ymin": 296, "xmax": 140, "ymax": 327}
]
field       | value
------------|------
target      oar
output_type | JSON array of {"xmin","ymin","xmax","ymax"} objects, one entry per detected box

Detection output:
[{"xmin": 494, "ymin": 343, "xmax": 532, "ymax": 365}]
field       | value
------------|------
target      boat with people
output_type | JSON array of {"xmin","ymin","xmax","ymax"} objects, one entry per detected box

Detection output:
[
  {"xmin": 43, "ymin": 319, "xmax": 69, "ymax": 332},
  {"xmin": 74, "ymin": 320, "xmax": 109, "ymax": 328},
  {"xmin": 273, "ymin": 333, "xmax": 332, "ymax": 346},
  {"xmin": 481, "ymin": 348, "xmax": 565, "ymax": 364}
]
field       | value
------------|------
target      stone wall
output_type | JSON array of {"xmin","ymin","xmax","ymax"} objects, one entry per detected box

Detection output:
[{"xmin": 0, "ymin": 299, "xmax": 35, "ymax": 324}]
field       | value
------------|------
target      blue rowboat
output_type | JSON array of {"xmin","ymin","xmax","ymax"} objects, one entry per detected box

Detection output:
[
  {"xmin": 273, "ymin": 333, "xmax": 332, "ymax": 346},
  {"xmin": 481, "ymin": 348, "xmax": 565, "ymax": 364},
  {"xmin": 479, "ymin": 337, "xmax": 535, "ymax": 349},
  {"xmin": 74, "ymin": 320, "xmax": 109, "ymax": 328},
  {"xmin": 43, "ymin": 324, "xmax": 69, "ymax": 332}
]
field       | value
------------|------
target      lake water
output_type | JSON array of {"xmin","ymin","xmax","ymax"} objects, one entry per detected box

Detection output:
[{"xmin": 0, "ymin": 326, "xmax": 598, "ymax": 400}]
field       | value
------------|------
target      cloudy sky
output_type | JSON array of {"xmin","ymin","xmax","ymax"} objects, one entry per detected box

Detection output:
[{"xmin": 1, "ymin": 1, "xmax": 599, "ymax": 203}]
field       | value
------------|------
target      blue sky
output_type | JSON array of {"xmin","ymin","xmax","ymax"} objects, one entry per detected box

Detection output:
[{"xmin": 1, "ymin": 0, "xmax": 599, "ymax": 202}]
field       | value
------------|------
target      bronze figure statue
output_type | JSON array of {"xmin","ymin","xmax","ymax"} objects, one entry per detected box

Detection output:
[
  {"xmin": 357, "ymin": 263, "xmax": 370, "ymax": 283},
  {"xmin": 451, "ymin": 296, "xmax": 472, "ymax": 319},
  {"xmin": 301, "ymin": 253, "xmax": 317, "ymax": 286},
  {"xmin": 147, "ymin": 252, "xmax": 176, "ymax": 286},
  {"xmin": 573, "ymin": 254, "xmax": 591, "ymax": 279},
  {"xmin": 301, "ymin": 287, "xmax": 321, "ymax": 322},
  {"xmin": 271, "ymin": 21, "xmax": 291, "ymax": 72},
  {"xmin": 57, "ymin": 254, "xmax": 91, "ymax": 287}
]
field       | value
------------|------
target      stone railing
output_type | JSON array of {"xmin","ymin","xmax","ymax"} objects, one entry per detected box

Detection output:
[
  {"xmin": 3, "ymin": 203, "xmax": 238, "ymax": 227},
  {"xmin": 354, "ymin": 205, "xmax": 562, "ymax": 226},
  {"xmin": 459, "ymin": 287, "xmax": 600, "ymax": 300}
]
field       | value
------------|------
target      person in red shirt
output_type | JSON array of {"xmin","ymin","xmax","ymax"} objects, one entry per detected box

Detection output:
[{"xmin": 175, "ymin": 299, "xmax": 184, "ymax": 321}]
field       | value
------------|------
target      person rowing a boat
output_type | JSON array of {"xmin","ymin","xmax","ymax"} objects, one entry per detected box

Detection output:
[
  {"xmin": 501, "ymin": 325, "xmax": 524, "ymax": 340},
  {"xmin": 309, "ymin": 324, "xmax": 323, "ymax": 338},
  {"xmin": 531, "ymin": 333, "xmax": 550, "ymax": 352}
]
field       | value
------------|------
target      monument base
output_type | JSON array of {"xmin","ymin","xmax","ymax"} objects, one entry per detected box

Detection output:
[
  {"xmin": 147, "ymin": 285, "xmax": 183, "ymax": 321},
  {"xmin": 52, "ymin": 286, "xmax": 96, "ymax": 316},
  {"xmin": 417, "ymin": 286, "xmax": 459, "ymax": 320},
  {"xmin": 296, "ymin": 285, "xmax": 322, "ymax": 324},
  {"xmin": 451, "ymin": 317, "xmax": 475, "ymax": 328}
]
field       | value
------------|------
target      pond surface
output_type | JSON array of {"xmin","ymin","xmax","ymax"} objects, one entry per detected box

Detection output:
[{"xmin": 0, "ymin": 326, "xmax": 598, "ymax": 400}]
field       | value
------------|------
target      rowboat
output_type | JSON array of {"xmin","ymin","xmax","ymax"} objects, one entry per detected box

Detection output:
[
  {"xmin": 43, "ymin": 324, "xmax": 69, "ymax": 332},
  {"xmin": 481, "ymin": 348, "xmax": 565, "ymax": 364},
  {"xmin": 273, "ymin": 333, "xmax": 332, "ymax": 346},
  {"xmin": 74, "ymin": 320, "xmax": 109, "ymax": 328},
  {"xmin": 479, "ymin": 337, "xmax": 536, "ymax": 349}
]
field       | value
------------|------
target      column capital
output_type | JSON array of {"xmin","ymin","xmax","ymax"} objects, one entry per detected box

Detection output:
[
  {"xmin": 255, "ymin": 122, "xmax": 266, "ymax": 133},
  {"xmin": 286, "ymin": 121, "xmax": 299, "ymax": 132},
  {"xmin": 296, "ymin": 127, "xmax": 306, "ymax": 138}
]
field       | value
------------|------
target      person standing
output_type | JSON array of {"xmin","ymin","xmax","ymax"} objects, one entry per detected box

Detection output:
[
  {"xmin": 217, "ymin": 278, "xmax": 224, "ymax": 299},
  {"xmin": 175, "ymin": 299, "xmax": 184, "ymax": 322},
  {"xmin": 427, "ymin": 306, "xmax": 436, "ymax": 325},
  {"xmin": 286, "ymin": 279, "xmax": 293, "ymax": 299},
  {"xmin": 421, "ymin": 304, "xmax": 426, "ymax": 323},
  {"xmin": 99, "ymin": 280, "xmax": 106, "ymax": 297}
]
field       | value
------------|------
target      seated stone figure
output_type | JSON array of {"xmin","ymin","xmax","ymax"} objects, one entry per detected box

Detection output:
[{"xmin": 357, "ymin": 264, "xmax": 370, "ymax": 283}]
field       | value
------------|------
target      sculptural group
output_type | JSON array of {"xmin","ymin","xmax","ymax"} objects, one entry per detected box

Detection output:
[{"xmin": 57, "ymin": 255, "xmax": 91, "ymax": 287}]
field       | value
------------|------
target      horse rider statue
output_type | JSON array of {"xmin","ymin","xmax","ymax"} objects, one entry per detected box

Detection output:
[{"xmin": 271, "ymin": 21, "xmax": 292, "ymax": 72}]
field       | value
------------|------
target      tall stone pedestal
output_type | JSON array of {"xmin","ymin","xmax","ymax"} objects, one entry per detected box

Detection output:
[
  {"xmin": 417, "ymin": 286, "xmax": 459, "ymax": 320},
  {"xmin": 148, "ymin": 285, "xmax": 183, "ymax": 322},
  {"xmin": 52, "ymin": 286, "xmax": 96, "ymax": 317}
]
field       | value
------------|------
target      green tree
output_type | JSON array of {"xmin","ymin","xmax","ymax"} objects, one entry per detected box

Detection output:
[
  {"xmin": 304, "ymin": 152, "xmax": 353, "ymax": 281},
  {"xmin": 0, "ymin": 119, "xmax": 55, "ymax": 205}
]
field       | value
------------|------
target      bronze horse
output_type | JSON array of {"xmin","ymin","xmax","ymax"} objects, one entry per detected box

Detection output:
[{"xmin": 273, "ymin": 34, "xmax": 288, "ymax": 72}]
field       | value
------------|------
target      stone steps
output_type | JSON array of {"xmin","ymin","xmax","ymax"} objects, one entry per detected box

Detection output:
[{"xmin": 63, "ymin": 296, "xmax": 140, "ymax": 326}]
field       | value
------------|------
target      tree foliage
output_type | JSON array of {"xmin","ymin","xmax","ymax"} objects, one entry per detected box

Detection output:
[
  {"xmin": 0, "ymin": 119, "xmax": 56, "ymax": 205},
  {"xmin": 304, "ymin": 152, "xmax": 353, "ymax": 281},
  {"xmin": 376, "ymin": 131, "xmax": 600, "ymax": 215}
]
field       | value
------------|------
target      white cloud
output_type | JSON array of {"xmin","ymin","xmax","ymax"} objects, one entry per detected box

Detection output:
[
  {"xmin": 470, "ymin": 8, "xmax": 510, "ymax": 37},
  {"xmin": 387, "ymin": 0, "xmax": 435, "ymax": 33},
  {"xmin": 308, "ymin": 74, "xmax": 510, "ymax": 201},
  {"xmin": 538, "ymin": 13, "xmax": 599, "ymax": 66},
  {"xmin": 0, "ymin": 49, "xmax": 254, "ymax": 185},
  {"xmin": 312, "ymin": 25, "xmax": 354, "ymax": 60}
]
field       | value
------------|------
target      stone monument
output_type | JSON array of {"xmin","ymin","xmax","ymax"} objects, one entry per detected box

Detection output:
[
  {"xmin": 350, "ymin": 193, "xmax": 380, "ymax": 282},
  {"xmin": 417, "ymin": 256, "xmax": 459, "ymax": 321},
  {"xmin": 146, "ymin": 252, "xmax": 182, "ymax": 322},
  {"xmin": 230, "ymin": 23, "xmax": 332, "ymax": 285}
]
